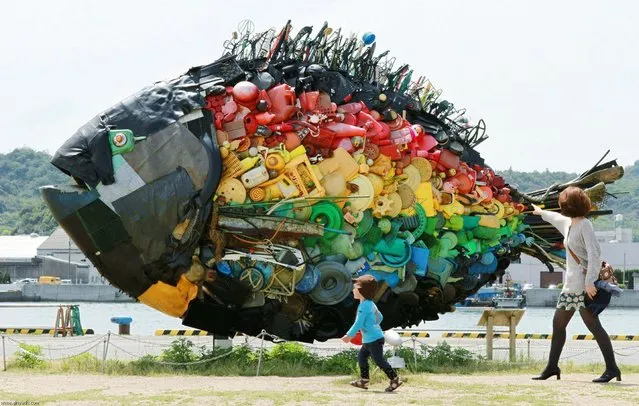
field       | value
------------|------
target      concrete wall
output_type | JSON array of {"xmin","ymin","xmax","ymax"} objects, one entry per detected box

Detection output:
[
  {"xmin": 0, "ymin": 291, "xmax": 23, "ymax": 301},
  {"xmin": 38, "ymin": 249, "xmax": 88, "ymax": 265},
  {"xmin": 507, "ymin": 254, "xmax": 561, "ymax": 287},
  {"xmin": 39, "ymin": 256, "xmax": 89, "ymax": 283},
  {"xmin": 525, "ymin": 288, "xmax": 561, "ymax": 307},
  {"xmin": 0, "ymin": 261, "xmax": 42, "ymax": 281},
  {"xmin": 21, "ymin": 284, "xmax": 135, "ymax": 302},
  {"xmin": 507, "ymin": 242, "xmax": 639, "ymax": 288},
  {"xmin": 526, "ymin": 288, "xmax": 639, "ymax": 307}
]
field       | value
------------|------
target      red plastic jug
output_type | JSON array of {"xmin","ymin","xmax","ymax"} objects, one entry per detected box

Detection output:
[{"xmin": 267, "ymin": 84, "xmax": 297, "ymax": 124}]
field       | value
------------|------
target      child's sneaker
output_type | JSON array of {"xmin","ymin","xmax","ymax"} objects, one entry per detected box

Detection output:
[
  {"xmin": 350, "ymin": 378, "xmax": 369, "ymax": 390},
  {"xmin": 385, "ymin": 376, "xmax": 403, "ymax": 392}
]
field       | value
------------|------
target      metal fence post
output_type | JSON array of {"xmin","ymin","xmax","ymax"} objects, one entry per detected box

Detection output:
[
  {"xmin": 411, "ymin": 337, "xmax": 417, "ymax": 369},
  {"xmin": 527, "ymin": 339, "xmax": 531, "ymax": 361},
  {"xmin": 2, "ymin": 334, "xmax": 6, "ymax": 371},
  {"xmin": 256, "ymin": 329, "xmax": 266, "ymax": 377},
  {"xmin": 102, "ymin": 332, "xmax": 111, "ymax": 373}
]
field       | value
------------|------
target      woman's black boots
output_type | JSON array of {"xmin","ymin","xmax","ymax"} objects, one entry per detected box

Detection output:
[{"xmin": 532, "ymin": 367, "xmax": 561, "ymax": 380}]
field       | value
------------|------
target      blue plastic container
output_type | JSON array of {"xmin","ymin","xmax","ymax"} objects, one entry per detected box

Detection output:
[
  {"xmin": 468, "ymin": 257, "xmax": 498, "ymax": 275},
  {"xmin": 215, "ymin": 261, "xmax": 233, "ymax": 276},
  {"xmin": 296, "ymin": 265, "xmax": 320, "ymax": 293},
  {"xmin": 360, "ymin": 269, "xmax": 400, "ymax": 288},
  {"xmin": 426, "ymin": 257, "xmax": 456, "ymax": 287},
  {"xmin": 362, "ymin": 32, "xmax": 376, "ymax": 45},
  {"xmin": 410, "ymin": 246, "xmax": 430, "ymax": 277}
]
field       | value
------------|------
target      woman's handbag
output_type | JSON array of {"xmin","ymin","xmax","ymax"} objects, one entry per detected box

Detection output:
[{"xmin": 567, "ymin": 247, "xmax": 615, "ymax": 315}]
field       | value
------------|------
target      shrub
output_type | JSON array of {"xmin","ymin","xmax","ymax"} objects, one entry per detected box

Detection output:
[
  {"xmin": 424, "ymin": 342, "xmax": 480, "ymax": 368},
  {"xmin": 267, "ymin": 342, "xmax": 319, "ymax": 367},
  {"xmin": 320, "ymin": 349, "xmax": 359, "ymax": 374},
  {"xmin": 61, "ymin": 352, "xmax": 100, "ymax": 372},
  {"xmin": 216, "ymin": 344, "xmax": 258, "ymax": 364},
  {"xmin": 160, "ymin": 338, "xmax": 197, "ymax": 368},
  {"xmin": 127, "ymin": 354, "xmax": 161, "ymax": 374},
  {"xmin": 13, "ymin": 343, "xmax": 46, "ymax": 369}
]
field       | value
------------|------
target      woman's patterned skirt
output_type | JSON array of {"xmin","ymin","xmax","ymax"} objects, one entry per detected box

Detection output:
[{"xmin": 556, "ymin": 292, "xmax": 586, "ymax": 311}]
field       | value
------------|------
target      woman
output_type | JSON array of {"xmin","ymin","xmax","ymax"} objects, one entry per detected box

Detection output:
[
  {"xmin": 342, "ymin": 275, "xmax": 402, "ymax": 392},
  {"xmin": 531, "ymin": 186, "xmax": 621, "ymax": 382}
]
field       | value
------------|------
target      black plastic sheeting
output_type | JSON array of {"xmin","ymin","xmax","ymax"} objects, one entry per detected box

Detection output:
[
  {"xmin": 112, "ymin": 168, "xmax": 196, "ymax": 265},
  {"xmin": 51, "ymin": 75, "xmax": 205, "ymax": 188},
  {"xmin": 122, "ymin": 122, "xmax": 210, "ymax": 190},
  {"xmin": 41, "ymin": 185, "xmax": 153, "ymax": 297},
  {"xmin": 43, "ymin": 53, "xmax": 235, "ymax": 297}
]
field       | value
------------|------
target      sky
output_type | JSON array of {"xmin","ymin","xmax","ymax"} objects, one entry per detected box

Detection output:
[{"xmin": 1, "ymin": 0, "xmax": 637, "ymax": 172}]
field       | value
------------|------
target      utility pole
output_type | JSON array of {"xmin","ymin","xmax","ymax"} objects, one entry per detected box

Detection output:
[
  {"xmin": 623, "ymin": 252, "xmax": 626, "ymax": 286},
  {"xmin": 68, "ymin": 239, "xmax": 73, "ymax": 284}
]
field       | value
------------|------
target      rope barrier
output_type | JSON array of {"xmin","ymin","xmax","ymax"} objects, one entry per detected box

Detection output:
[
  {"xmin": 4, "ymin": 334, "xmax": 105, "ymax": 352},
  {"xmin": 106, "ymin": 341, "xmax": 239, "ymax": 366},
  {"xmin": 35, "ymin": 336, "xmax": 107, "ymax": 352},
  {"xmin": 8, "ymin": 337, "xmax": 103, "ymax": 361},
  {"xmin": 3, "ymin": 331, "xmax": 638, "ymax": 372},
  {"xmin": 110, "ymin": 334, "xmax": 180, "ymax": 348}
]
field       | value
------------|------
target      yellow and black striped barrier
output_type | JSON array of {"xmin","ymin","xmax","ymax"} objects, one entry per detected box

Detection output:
[
  {"xmin": 155, "ymin": 329, "xmax": 214, "ymax": 336},
  {"xmin": 398, "ymin": 331, "xmax": 430, "ymax": 338},
  {"xmin": 573, "ymin": 334, "xmax": 639, "ymax": 341},
  {"xmin": 443, "ymin": 332, "xmax": 487, "ymax": 338},
  {"xmin": 0, "ymin": 328, "xmax": 94, "ymax": 335},
  {"xmin": 442, "ymin": 332, "xmax": 552, "ymax": 339}
]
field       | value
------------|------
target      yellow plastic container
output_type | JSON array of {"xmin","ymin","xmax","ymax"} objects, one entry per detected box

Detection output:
[
  {"xmin": 261, "ymin": 174, "xmax": 301, "ymax": 200},
  {"xmin": 265, "ymin": 154, "xmax": 285, "ymax": 171},
  {"xmin": 240, "ymin": 156, "xmax": 261, "ymax": 171},
  {"xmin": 366, "ymin": 173, "xmax": 385, "ymax": 197},
  {"xmin": 415, "ymin": 182, "xmax": 436, "ymax": 217},
  {"xmin": 346, "ymin": 175, "xmax": 375, "ymax": 212},
  {"xmin": 318, "ymin": 147, "xmax": 359, "ymax": 180},
  {"xmin": 321, "ymin": 171, "xmax": 348, "ymax": 197},
  {"xmin": 478, "ymin": 214, "xmax": 501, "ymax": 228},
  {"xmin": 285, "ymin": 154, "xmax": 326, "ymax": 198}
]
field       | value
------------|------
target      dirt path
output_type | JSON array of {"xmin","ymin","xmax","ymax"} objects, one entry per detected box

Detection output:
[{"xmin": 1, "ymin": 373, "xmax": 638, "ymax": 405}]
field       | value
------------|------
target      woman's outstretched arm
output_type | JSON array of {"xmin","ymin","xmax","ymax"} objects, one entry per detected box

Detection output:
[{"xmin": 532, "ymin": 204, "xmax": 570, "ymax": 236}]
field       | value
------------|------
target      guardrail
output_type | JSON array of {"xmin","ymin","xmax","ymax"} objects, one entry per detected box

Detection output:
[
  {"xmin": 442, "ymin": 332, "xmax": 552, "ymax": 339},
  {"xmin": 154, "ymin": 329, "xmax": 231, "ymax": 339},
  {"xmin": 573, "ymin": 335, "xmax": 639, "ymax": 341},
  {"xmin": 0, "ymin": 328, "xmax": 94, "ymax": 335}
]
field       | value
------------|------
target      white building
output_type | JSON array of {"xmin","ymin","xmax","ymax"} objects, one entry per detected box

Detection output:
[
  {"xmin": 0, "ymin": 234, "xmax": 48, "ymax": 281},
  {"xmin": 0, "ymin": 228, "xmax": 105, "ymax": 284},
  {"xmin": 36, "ymin": 228, "xmax": 105, "ymax": 284},
  {"xmin": 595, "ymin": 228, "xmax": 633, "ymax": 244},
  {"xmin": 508, "ymin": 242, "xmax": 639, "ymax": 288}
]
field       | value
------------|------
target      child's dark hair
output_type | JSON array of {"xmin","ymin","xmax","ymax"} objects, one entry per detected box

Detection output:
[{"xmin": 353, "ymin": 275, "xmax": 378, "ymax": 300}]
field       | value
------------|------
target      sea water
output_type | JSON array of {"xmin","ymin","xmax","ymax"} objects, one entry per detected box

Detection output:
[{"xmin": 1, "ymin": 302, "xmax": 638, "ymax": 336}]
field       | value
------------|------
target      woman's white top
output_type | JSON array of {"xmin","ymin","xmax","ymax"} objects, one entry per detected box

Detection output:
[{"xmin": 540, "ymin": 210, "xmax": 601, "ymax": 294}]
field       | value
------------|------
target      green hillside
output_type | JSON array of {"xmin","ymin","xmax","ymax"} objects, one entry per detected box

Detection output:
[
  {"xmin": 498, "ymin": 161, "xmax": 639, "ymax": 240},
  {"xmin": 0, "ymin": 148, "xmax": 68, "ymax": 235},
  {"xmin": 1, "ymin": 148, "xmax": 637, "ymax": 240}
]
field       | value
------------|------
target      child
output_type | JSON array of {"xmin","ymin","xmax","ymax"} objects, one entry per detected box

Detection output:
[{"xmin": 342, "ymin": 275, "xmax": 402, "ymax": 392}]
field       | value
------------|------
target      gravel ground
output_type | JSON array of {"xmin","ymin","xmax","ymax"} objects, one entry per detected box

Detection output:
[{"xmin": 1, "ymin": 372, "xmax": 638, "ymax": 405}]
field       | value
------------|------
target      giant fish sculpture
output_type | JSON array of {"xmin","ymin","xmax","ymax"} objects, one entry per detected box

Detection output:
[{"xmin": 41, "ymin": 22, "xmax": 623, "ymax": 342}]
